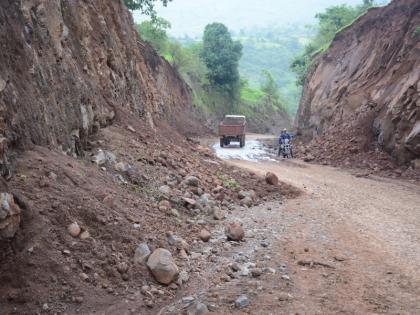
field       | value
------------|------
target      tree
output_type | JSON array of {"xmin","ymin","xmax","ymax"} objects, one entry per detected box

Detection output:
[
  {"xmin": 123, "ymin": 0, "xmax": 172, "ymax": 19},
  {"xmin": 135, "ymin": 18, "xmax": 171, "ymax": 54},
  {"xmin": 201, "ymin": 23, "xmax": 243, "ymax": 89}
]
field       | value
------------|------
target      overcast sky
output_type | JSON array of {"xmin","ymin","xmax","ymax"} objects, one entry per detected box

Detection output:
[{"xmin": 133, "ymin": 0, "xmax": 387, "ymax": 37}]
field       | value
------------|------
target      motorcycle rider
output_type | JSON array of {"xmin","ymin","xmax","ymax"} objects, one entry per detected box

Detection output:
[
  {"xmin": 278, "ymin": 128, "xmax": 292, "ymax": 157},
  {"xmin": 279, "ymin": 128, "xmax": 291, "ymax": 144}
]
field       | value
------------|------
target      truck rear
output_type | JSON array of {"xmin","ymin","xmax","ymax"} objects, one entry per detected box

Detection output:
[{"xmin": 219, "ymin": 115, "xmax": 247, "ymax": 148}]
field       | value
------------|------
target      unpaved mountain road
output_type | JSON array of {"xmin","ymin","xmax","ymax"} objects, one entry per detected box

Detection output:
[
  {"xmin": 226, "ymin": 158, "xmax": 420, "ymax": 314},
  {"xmin": 191, "ymin": 135, "xmax": 420, "ymax": 314}
]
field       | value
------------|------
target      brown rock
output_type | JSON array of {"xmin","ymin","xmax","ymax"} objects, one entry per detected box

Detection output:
[
  {"xmin": 67, "ymin": 222, "xmax": 81, "ymax": 238},
  {"xmin": 199, "ymin": 229, "xmax": 211, "ymax": 242},
  {"xmin": 265, "ymin": 172, "xmax": 279, "ymax": 185},
  {"xmin": 147, "ymin": 249, "xmax": 179, "ymax": 285},
  {"xmin": 225, "ymin": 222, "xmax": 245, "ymax": 241}
]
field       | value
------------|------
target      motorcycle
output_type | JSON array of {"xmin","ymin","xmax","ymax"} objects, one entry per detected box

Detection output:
[{"xmin": 278, "ymin": 138, "xmax": 293, "ymax": 158}]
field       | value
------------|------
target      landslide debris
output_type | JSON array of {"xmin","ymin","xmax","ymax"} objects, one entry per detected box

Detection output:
[{"xmin": 296, "ymin": 0, "xmax": 420, "ymax": 176}]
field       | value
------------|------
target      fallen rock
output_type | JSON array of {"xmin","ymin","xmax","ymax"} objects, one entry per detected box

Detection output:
[
  {"xmin": 115, "ymin": 162, "xmax": 131, "ymax": 173},
  {"xmin": 265, "ymin": 172, "xmax": 279, "ymax": 185},
  {"xmin": 185, "ymin": 176, "xmax": 200, "ymax": 187},
  {"xmin": 79, "ymin": 230, "xmax": 90, "ymax": 240},
  {"xmin": 225, "ymin": 222, "xmax": 245, "ymax": 241},
  {"xmin": 304, "ymin": 155, "xmax": 315, "ymax": 162},
  {"xmin": 199, "ymin": 229, "xmax": 211, "ymax": 242},
  {"xmin": 0, "ymin": 193, "xmax": 22, "ymax": 239},
  {"xmin": 92, "ymin": 149, "xmax": 116, "ymax": 166},
  {"xmin": 134, "ymin": 243, "xmax": 151, "ymax": 264},
  {"xmin": 67, "ymin": 222, "xmax": 81, "ymax": 238},
  {"xmin": 147, "ymin": 249, "xmax": 179, "ymax": 285},
  {"xmin": 241, "ymin": 196, "xmax": 253, "ymax": 207},
  {"xmin": 251, "ymin": 268, "xmax": 262, "ymax": 278},
  {"xmin": 213, "ymin": 208, "xmax": 225, "ymax": 220},
  {"xmin": 182, "ymin": 197, "xmax": 197, "ymax": 208},
  {"xmin": 159, "ymin": 185, "xmax": 172, "ymax": 196},
  {"xmin": 187, "ymin": 302, "xmax": 209, "ymax": 315},
  {"xmin": 235, "ymin": 295, "xmax": 250, "ymax": 309}
]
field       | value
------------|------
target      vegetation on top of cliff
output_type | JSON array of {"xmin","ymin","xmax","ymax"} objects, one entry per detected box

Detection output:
[
  {"xmin": 124, "ymin": 0, "xmax": 172, "ymax": 19},
  {"xmin": 291, "ymin": 0, "xmax": 382, "ymax": 86}
]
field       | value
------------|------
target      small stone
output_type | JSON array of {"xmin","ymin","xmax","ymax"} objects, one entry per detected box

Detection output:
[
  {"xmin": 213, "ymin": 208, "xmax": 225, "ymax": 220},
  {"xmin": 117, "ymin": 262, "xmax": 129, "ymax": 274},
  {"xmin": 158, "ymin": 200, "xmax": 171, "ymax": 210},
  {"xmin": 159, "ymin": 185, "xmax": 172, "ymax": 196},
  {"xmin": 278, "ymin": 292, "xmax": 293, "ymax": 301},
  {"xmin": 230, "ymin": 262, "xmax": 241, "ymax": 272},
  {"xmin": 42, "ymin": 303, "xmax": 49, "ymax": 311},
  {"xmin": 241, "ymin": 196, "xmax": 253, "ymax": 207},
  {"xmin": 187, "ymin": 302, "xmax": 209, "ymax": 315},
  {"xmin": 251, "ymin": 268, "xmax": 262, "ymax": 278},
  {"xmin": 147, "ymin": 248, "xmax": 179, "ymax": 285},
  {"xmin": 265, "ymin": 172, "xmax": 279, "ymax": 185},
  {"xmin": 67, "ymin": 222, "xmax": 81, "ymax": 238},
  {"xmin": 282, "ymin": 275, "xmax": 290, "ymax": 281},
  {"xmin": 235, "ymin": 295, "xmax": 249, "ymax": 309},
  {"xmin": 185, "ymin": 176, "xmax": 200, "ymax": 187},
  {"xmin": 134, "ymin": 243, "xmax": 151, "ymax": 264},
  {"xmin": 62, "ymin": 249, "xmax": 71, "ymax": 255},
  {"xmin": 115, "ymin": 162, "xmax": 131, "ymax": 173},
  {"xmin": 170, "ymin": 209, "xmax": 180, "ymax": 217},
  {"xmin": 80, "ymin": 272, "xmax": 89, "ymax": 281},
  {"xmin": 79, "ymin": 230, "xmax": 90, "ymax": 240},
  {"xmin": 199, "ymin": 229, "xmax": 211, "ymax": 242},
  {"xmin": 225, "ymin": 222, "xmax": 245, "ymax": 241}
]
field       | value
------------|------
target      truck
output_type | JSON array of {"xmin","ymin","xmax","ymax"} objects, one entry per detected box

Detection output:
[{"xmin": 219, "ymin": 115, "xmax": 247, "ymax": 148}]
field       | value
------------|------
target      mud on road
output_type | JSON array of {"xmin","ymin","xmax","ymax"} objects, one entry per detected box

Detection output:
[{"xmin": 184, "ymin": 135, "xmax": 420, "ymax": 314}]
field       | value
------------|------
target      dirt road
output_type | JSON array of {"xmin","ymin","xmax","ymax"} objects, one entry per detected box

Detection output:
[
  {"xmin": 186, "ymin": 136, "xmax": 420, "ymax": 314},
  {"xmin": 227, "ymin": 158, "xmax": 420, "ymax": 314}
]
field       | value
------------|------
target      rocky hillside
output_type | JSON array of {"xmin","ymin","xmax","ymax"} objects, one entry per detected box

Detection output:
[
  {"xmin": 0, "ymin": 1, "xmax": 299, "ymax": 314},
  {"xmin": 296, "ymin": 0, "xmax": 420, "ymax": 166},
  {"xmin": 0, "ymin": 0, "xmax": 202, "ymax": 157}
]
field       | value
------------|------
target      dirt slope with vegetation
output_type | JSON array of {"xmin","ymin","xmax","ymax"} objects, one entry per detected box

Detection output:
[
  {"xmin": 296, "ymin": 0, "xmax": 420, "ymax": 169},
  {"xmin": 0, "ymin": 0, "xmax": 300, "ymax": 314}
]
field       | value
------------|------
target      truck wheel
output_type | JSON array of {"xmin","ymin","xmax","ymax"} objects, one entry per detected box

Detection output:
[{"xmin": 220, "ymin": 138, "xmax": 224, "ymax": 148}]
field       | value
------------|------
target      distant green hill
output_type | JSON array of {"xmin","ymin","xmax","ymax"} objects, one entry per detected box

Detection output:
[{"xmin": 235, "ymin": 25, "xmax": 314, "ymax": 115}]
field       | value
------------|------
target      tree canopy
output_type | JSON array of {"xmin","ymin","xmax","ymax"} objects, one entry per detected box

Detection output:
[{"xmin": 201, "ymin": 23, "xmax": 243, "ymax": 89}]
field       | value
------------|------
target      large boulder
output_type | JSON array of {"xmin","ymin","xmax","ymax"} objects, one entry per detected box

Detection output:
[
  {"xmin": 0, "ymin": 193, "xmax": 21, "ymax": 239},
  {"xmin": 265, "ymin": 172, "xmax": 279, "ymax": 185},
  {"xmin": 147, "ymin": 249, "xmax": 179, "ymax": 285}
]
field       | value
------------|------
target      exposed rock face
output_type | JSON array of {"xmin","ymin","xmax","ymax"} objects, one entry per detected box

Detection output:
[
  {"xmin": 0, "ymin": 193, "xmax": 21, "ymax": 239},
  {"xmin": 0, "ymin": 0, "xmax": 197, "ymax": 157},
  {"xmin": 296, "ymin": 0, "xmax": 420, "ymax": 164}
]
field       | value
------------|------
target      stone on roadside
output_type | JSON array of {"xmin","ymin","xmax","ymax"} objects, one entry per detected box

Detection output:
[
  {"xmin": 187, "ymin": 302, "xmax": 209, "ymax": 315},
  {"xmin": 225, "ymin": 222, "xmax": 245, "ymax": 241},
  {"xmin": 185, "ymin": 176, "xmax": 200, "ymax": 187},
  {"xmin": 199, "ymin": 229, "xmax": 211, "ymax": 242},
  {"xmin": 213, "ymin": 208, "xmax": 225, "ymax": 220},
  {"xmin": 134, "ymin": 243, "xmax": 151, "ymax": 264},
  {"xmin": 159, "ymin": 185, "xmax": 172, "ymax": 196},
  {"xmin": 79, "ymin": 230, "xmax": 90, "ymax": 240},
  {"xmin": 147, "ymin": 249, "xmax": 179, "ymax": 285},
  {"xmin": 241, "ymin": 196, "xmax": 253, "ymax": 207},
  {"xmin": 235, "ymin": 295, "xmax": 250, "ymax": 309},
  {"xmin": 115, "ymin": 162, "xmax": 131, "ymax": 173},
  {"xmin": 67, "ymin": 222, "xmax": 81, "ymax": 238},
  {"xmin": 265, "ymin": 172, "xmax": 279, "ymax": 185}
]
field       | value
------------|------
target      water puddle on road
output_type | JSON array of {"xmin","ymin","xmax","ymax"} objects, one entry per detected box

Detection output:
[{"xmin": 212, "ymin": 140, "xmax": 276, "ymax": 162}]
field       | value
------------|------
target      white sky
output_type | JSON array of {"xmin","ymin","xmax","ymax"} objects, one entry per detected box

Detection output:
[{"xmin": 132, "ymin": 0, "xmax": 387, "ymax": 37}]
